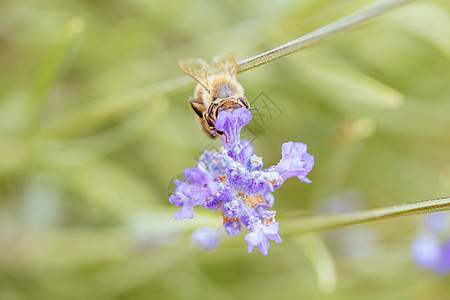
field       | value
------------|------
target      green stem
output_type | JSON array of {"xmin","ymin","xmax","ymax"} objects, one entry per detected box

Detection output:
[
  {"xmin": 283, "ymin": 196, "xmax": 450, "ymax": 235},
  {"xmin": 237, "ymin": 0, "xmax": 416, "ymax": 73}
]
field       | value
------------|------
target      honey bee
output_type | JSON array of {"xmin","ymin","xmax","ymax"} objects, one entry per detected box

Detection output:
[{"xmin": 179, "ymin": 50, "xmax": 250, "ymax": 138}]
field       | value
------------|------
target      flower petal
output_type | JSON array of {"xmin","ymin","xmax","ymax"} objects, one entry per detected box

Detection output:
[
  {"xmin": 276, "ymin": 141, "xmax": 314, "ymax": 182},
  {"xmin": 224, "ymin": 220, "xmax": 242, "ymax": 237},
  {"xmin": 174, "ymin": 206, "xmax": 194, "ymax": 220},
  {"xmin": 215, "ymin": 107, "xmax": 252, "ymax": 150}
]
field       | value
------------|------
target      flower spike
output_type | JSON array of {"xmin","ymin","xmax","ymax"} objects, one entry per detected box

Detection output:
[{"xmin": 169, "ymin": 108, "xmax": 314, "ymax": 255}]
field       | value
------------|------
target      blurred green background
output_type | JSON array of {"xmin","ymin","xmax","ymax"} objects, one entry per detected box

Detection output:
[{"xmin": 0, "ymin": 0, "xmax": 449, "ymax": 299}]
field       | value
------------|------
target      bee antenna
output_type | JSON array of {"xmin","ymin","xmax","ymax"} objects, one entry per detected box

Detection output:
[{"xmin": 248, "ymin": 107, "xmax": 262, "ymax": 111}]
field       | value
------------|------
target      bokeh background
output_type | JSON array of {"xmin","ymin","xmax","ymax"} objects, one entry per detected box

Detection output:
[{"xmin": 0, "ymin": 0, "xmax": 449, "ymax": 299}]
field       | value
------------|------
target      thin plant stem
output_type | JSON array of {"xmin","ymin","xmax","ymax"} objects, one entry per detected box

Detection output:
[
  {"xmin": 282, "ymin": 196, "xmax": 450, "ymax": 236},
  {"xmin": 237, "ymin": 0, "xmax": 416, "ymax": 73},
  {"xmin": 60, "ymin": 0, "xmax": 416, "ymax": 126}
]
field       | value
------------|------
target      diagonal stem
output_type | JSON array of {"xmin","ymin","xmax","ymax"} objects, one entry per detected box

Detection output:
[
  {"xmin": 282, "ymin": 196, "xmax": 450, "ymax": 236},
  {"xmin": 237, "ymin": 0, "xmax": 416, "ymax": 73}
]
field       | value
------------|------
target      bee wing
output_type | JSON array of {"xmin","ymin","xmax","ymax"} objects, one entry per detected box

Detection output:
[
  {"xmin": 209, "ymin": 50, "xmax": 238, "ymax": 77},
  {"xmin": 178, "ymin": 58, "xmax": 211, "ymax": 93}
]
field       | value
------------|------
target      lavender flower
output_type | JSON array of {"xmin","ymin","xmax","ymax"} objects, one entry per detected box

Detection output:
[
  {"xmin": 191, "ymin": 227, "xmax": 220, "ymax": 250},
  {"xmin": 244, "ymin": 222, "xmax": 282, "ymax": 256},
  {"xmin": 411, "ymin": 212, "xmax": 450, "ymax": 274},
  {"xmin": 169, "ymin": 107, "xmax": 314, "ymax": 255},
  {"xmin": 437, "ymin": 240, "xmax": 450, "ymax": 274},
  {"xmin": 411, "ymin": 235, "xmax": 442, "ymax": 269},
  {"xmin": 277, "ymin": 142, "xmax": 314, "ymax": 183}
]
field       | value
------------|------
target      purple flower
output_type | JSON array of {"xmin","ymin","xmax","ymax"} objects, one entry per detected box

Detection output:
[
  {"xmin": 425, "ymin": 211, "xmax": 449, "ymax": 234},
  {"xmin": 244, "ymin": 222, "xmax": 282, "ymax": 256},
  {"xmin": 276, "ymin": 141, "xmax": 314, "ymax": 183},
  {"xmin": 263, "ymin": 193, "xmax": 275, "ymax": 207},
  {"xmin": 247, "ymin": 154, "xmax": 263, "ymax": 172},
  {"xmin": 222, "ymin": 197, "xmax": 244, "ymax": 218},
  {"xmin": 436, "ymin": 239, "xmax": 450, "ymax": 274},
  {"xmin": 256, "ymin": 206, "xmax": 276, "ymax": 224},
  {"xmin": 411, "ymin": 235, "xmax": 442, "ymax": 269},
  {"xmin": 241, "ymin": 208, "xmax": 261, "ymax": 230},
  {"xmin": 241, "ymin": 139, "xmax": 254, "ymax": 161},
  {"xmin": 411, "ymin": 212, "xmax": 450, "ymax": 274},
  {"xmin": 191, "ymin": 227, "xmax": 220, "ymax": 250},
  {"xmin": 215, "ymin": 107, "xmax": 252, "ymax": 151},
  {"xmin": 224, "ymin": 220, "xmax": 242, "ymax": 237},
  {"xmin": 169, "ymin": 108, "xmax": 314, "ymax": 255},
  {"xmin": 169, "ymin": 180, "xmax": 211, "ymax": 220},
  {"xmin": 185, "ymin": 161, "xmax": 219, "ymax": 196}
]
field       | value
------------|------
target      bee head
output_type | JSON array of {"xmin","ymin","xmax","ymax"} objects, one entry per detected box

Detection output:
[{"xmin": 205, "ymin": 97, "xmax": 249, "ymax": 137}]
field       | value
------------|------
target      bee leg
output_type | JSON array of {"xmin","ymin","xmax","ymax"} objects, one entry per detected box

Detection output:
[
  {"xmin": 205, "ymin": 114, "xmax": 215, "ymax": 130},
  {"xmin": 204, "ymin": 113, "xmax": 219, "ymax": 138},
  {"xmin": 189, "ymin": 99, "xmax": 206, "ymax": 118},
  {"xmin": 218, "ymin": 131, "xmax": 227, "ymax": 143},
  {"xmin": 238, "ymin": 97, "xmax": 249, "ymax": 108},
  {"xmin": 190, "ymin": 99, "xmax": 215, "ymax": 138},
  {"xmin": 202, "ymin": 121, "xmax": 216, "ymax": 138},
  {"xmin": 207, "ymin": 102, "xmax": 216, "ymax": 118}
]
